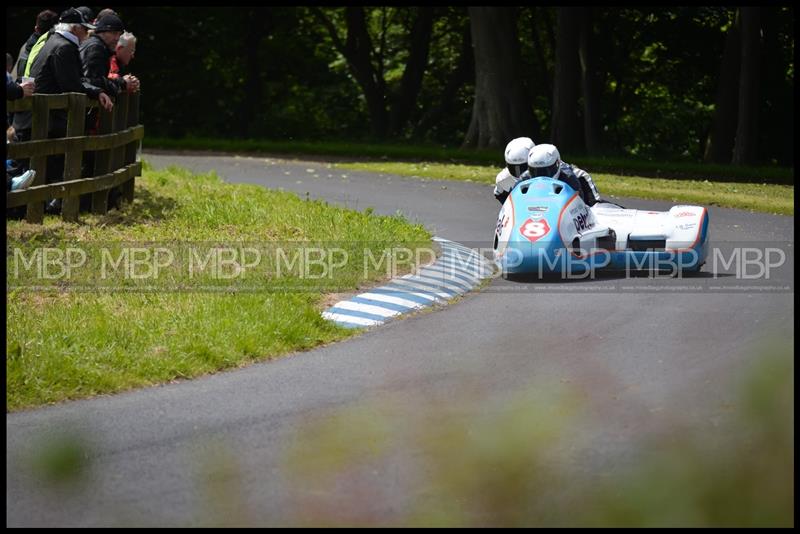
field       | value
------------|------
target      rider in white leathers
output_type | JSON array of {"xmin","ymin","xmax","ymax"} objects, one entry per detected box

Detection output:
[
  {"xmin": 494, "ymin": 140, "xmax": 601, "ymax": 206},
  {"xmin": 493, "ymin": 137, "xmax": 534, "ymax": 205}
]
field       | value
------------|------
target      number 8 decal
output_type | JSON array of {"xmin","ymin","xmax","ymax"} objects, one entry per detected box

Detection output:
[{"xmin": 520, "ymin": 218, "xmax": 550, "ymax": 243}]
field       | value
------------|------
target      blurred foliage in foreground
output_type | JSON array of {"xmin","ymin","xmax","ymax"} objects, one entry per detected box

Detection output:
[{"xmin": 284, "ymin": 341, "xmax": 793, "ymax": 527}]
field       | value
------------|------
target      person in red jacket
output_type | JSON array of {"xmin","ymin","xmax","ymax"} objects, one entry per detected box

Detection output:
[{"xmin": 108, "ymin": 31, "xmax": 139, "ymax": 93}]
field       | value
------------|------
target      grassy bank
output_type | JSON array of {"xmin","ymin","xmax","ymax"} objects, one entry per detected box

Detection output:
[
  {"xmin": 144, "ymin": 136, "xmax": 793, "ymax": 185},
  {"xmin": 333, "ymin": 161, "xmax": 794, "ymax": 216},
  {"xmin": 6, "ymin": 163, "xmax": 431, "ymax": 411}
]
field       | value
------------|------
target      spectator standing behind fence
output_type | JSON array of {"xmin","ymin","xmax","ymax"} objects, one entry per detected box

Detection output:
[
  {"xmin": 12, "ymin": 8, "xmax": 108, "ymax": 142},
  {"xmin": 5, "ymin": 71, "xmax": 35, "ymax": 100},
  {"xmin": 6, "ymin": 55, "xmax": 35, "ymax": 120},
  {"xmin": 6, "ymin": 65, "xmax": 36, "ymax": 193},
  {"xmin": 11, "ymin": 10, "xmax": 58, "ymax": 80},
  {"xmin": 80, "ymin": 12, "xmax": 133, "ymax": 201},
  {"xmin": 25, "ymin": 7, "xmax": 114, "ymax": 214},
  {"xmin": 80, "ymin": 14, "xmax": 130, "ymax": 97},
  {"xmin": 26, "ymin": 8, "xmax": 113, "ymax": 134},
  {"xmin": 19, "ymin": 7, "xmax": 93, "ymax": 80},
  {"xmin": 7, "ymin": 53, "xmax": 35, "ymax": 144},
  {"xmin": 109, "ymin": 32, "xmax": 140, "ymax": 94}
]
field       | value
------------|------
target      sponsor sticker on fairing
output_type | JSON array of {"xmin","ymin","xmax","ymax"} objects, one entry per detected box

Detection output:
[
  {"xmin": 495, "ymin": 214, "xmax": 507, "ymax": 237},
  {"xmin": 572, "ymin": 210, "xmax": 594, "ymax": 232}
]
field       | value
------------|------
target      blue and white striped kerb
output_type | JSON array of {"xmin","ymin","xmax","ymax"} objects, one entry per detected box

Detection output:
[{"xmin": 322, "ymin": 237, "xmax": 494, "ymax": 329}]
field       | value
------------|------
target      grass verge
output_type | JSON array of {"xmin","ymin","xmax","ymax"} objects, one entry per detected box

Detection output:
[
  {"xmin": 332, "ymin": 161, "xmax": 794, "ymax": 216},
  {"xmin": 144, "ymin": 136, "xmax": 793, "ymax": 185},
  {"xmin": 6, "ymin": 162, "xmax": 431, "ymax": 411}
]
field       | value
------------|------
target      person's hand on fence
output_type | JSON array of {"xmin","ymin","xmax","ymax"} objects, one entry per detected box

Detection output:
[
  {"xmin": 98, "ymin": 92, "xmax": 114, "ymax": 112},
  {"xmin": 20, "ymin": 80, "xmax": 35, "ymax": 98},
  {"xmin": 123, "ymin": 74, "xmax": 140, "ymax": 93}
]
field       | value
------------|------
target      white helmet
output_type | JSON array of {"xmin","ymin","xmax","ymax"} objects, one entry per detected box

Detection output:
[
  {"xmin": 504, "ymin": 137, "xmax": 535, "ymax": 178},
  {"xmin": 527, "ymin": 143, "xmax": 561, "ymax": 179}
]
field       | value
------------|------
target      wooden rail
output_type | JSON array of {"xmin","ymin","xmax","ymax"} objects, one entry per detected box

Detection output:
[{"xmin": 6, "ymin": 92, "xmax": 143, "ymax": 223}]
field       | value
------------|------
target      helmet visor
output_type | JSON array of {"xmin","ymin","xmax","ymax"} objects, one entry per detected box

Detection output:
[
  {"xmin": 529, "ymin": 163, "xmax": 560, "ymax": 179},
  {"xmin": 506, "ymin": 162, "xmax": 527, "ymax": 178}
]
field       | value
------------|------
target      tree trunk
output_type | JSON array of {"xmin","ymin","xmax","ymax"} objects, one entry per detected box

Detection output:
[
  {"xmin": 550, "ymin": 7, "xmax": 584, "ymax": 153},
  {"xmin": 414, "ymin": 18, "xmax": 473, "ymax": 137},
  {"xmin": 529, "ymin": 7, "xmax": 553, "ymax": 111},
  {"xmin": 704, "ymin": 9, "xmax": 741, "ymax": 164},
  {"xmin": 462, "ymin": 7, "xmax": 537, "ymax": 148},
  {"xmin": 578, "ymin": 7, "xmax": 601, "ymax": 153},
  {"xmin": 239, "ymin": 8, "xmax": 266, "ymax": 137},
  {"xmin": 732, "ymin": 7, "xmax": 761, "ymax": 165},
  {"xmin": 389, "ymin": 7, "xmax": 435, "ymax": 136},
  {"xmin": 312, "ymin": 7, "xmax": 389, "ymax": 138},
  {"xmin": 757, "ymin": 7, "xmax": 793, "ymax": 165},
  {"xmin": 343, "ymin": 7, "xmax": 389, "ymax": 139}
]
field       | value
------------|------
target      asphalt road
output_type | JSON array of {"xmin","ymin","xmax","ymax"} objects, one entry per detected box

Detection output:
[{"xmin": 6, "ymin": 151, "xmax": 794, "ymax": 526}]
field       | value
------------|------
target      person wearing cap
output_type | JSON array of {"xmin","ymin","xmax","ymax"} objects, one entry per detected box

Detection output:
[
  {"xmin": 24, "ymin": 8, "xmax": 113, "ymax": 193},
  {"xmin": 20, "ymin": 7, "xmax": 93, "ymax": 80},
  {"xmin": 76, "ymin": 6, "xmax": 96, "ymax": 24},
  {"xmin": 80, "ymin": 13, "xmax": 134, "ymax": 98},
  {"xmin": 12, "ymin": 7, "xmax": 111, "ymax": 142}
]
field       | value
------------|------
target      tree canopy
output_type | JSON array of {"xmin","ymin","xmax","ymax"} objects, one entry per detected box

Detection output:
[{"xmin": 6, "ymin": 6, "xmax": 794, "ymax": 166}]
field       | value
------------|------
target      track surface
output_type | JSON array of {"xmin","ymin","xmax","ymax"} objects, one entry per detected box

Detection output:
[{"xmin": 7, "ymin": 152, "xmax": 794, "ymax": 526}]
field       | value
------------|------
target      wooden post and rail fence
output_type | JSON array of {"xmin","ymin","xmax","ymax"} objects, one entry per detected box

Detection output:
[{"xmin": 6, "ymin": 91, "xmax": 144, "ymax": 223}]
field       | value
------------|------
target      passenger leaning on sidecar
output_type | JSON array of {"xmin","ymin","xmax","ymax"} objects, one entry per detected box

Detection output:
[
  {"xmin": 494, "ymin": 141, "xmax": 601, "ymax": 206},
  {"xmin": 493, "ymin": 137, "xmax": 534, "ymax": 205}
]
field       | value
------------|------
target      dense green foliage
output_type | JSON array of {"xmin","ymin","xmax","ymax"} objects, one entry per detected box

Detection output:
[{"xmin": 6, "ymin": 7, "xmax": 794, "ymax": 166}]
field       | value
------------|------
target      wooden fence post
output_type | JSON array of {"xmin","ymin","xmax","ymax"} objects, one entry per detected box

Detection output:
[
  {"xmin": 114, "ymin": 93, "xmax": 135, "ymax": 204},
  {"xmin": 25, "ymin": 95, "xmax": 50, "ymax": 223},
  {"xmin": 60, "ymin": 93, "xmax": 87, "ymax": 222},
  {"xmin": 91, "ymin": 105, "xmax": 114, "ymax": 214},
  {"xmin": 125, "ymin": 92, "xmax": 140, "ymax": 164},
  {"xmin": 111, "ymin": 94, "xmax": 128, "ymax": 169}
]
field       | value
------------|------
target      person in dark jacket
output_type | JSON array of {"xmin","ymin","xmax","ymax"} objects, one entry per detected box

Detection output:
[
  {"xmin": 6, "ymin": 69, "xmax": 36, "ymax": 194},
  {"xmin": 6, "ymin": 70, "xmax": 35, "ymax": 102},
  {"xmin": 26, "ymin": 8, "xmax": 113, "ymax": 197},
  {"xmin": 17, "ymin": 8, "xmax": 91, "ymax": 80},
  {"xmin": 80, "ymin": 13, "xmax": 129, "ymax": 98},
  {"xmin": 20, "ymin": 9, "xmax": 112, "ymax": 139},
  {"xmin": 11, "ymin": 9, "xmax": 58, "ymax": 80}
]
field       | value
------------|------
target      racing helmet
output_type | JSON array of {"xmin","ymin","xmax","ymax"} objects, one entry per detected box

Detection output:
[
  {"xmin": 527, "ymin": 143, "xmax": 561, "ymax": 179},
  {"xmin": 504, "ymin": 137, "xmax": 535, "ymax": 178}
]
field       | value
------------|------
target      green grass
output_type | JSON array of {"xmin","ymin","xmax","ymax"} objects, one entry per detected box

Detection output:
[
  {"xmin": 144, "ymin": 136, "xmax": 793, "ymax": 185},
  {"xmin": 6, "ymin": 162, "xmax": 431, "ymax": 411},
  {"xmin": 332, "ymin": 161, "xmax": 794, "ymax": 216}
]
